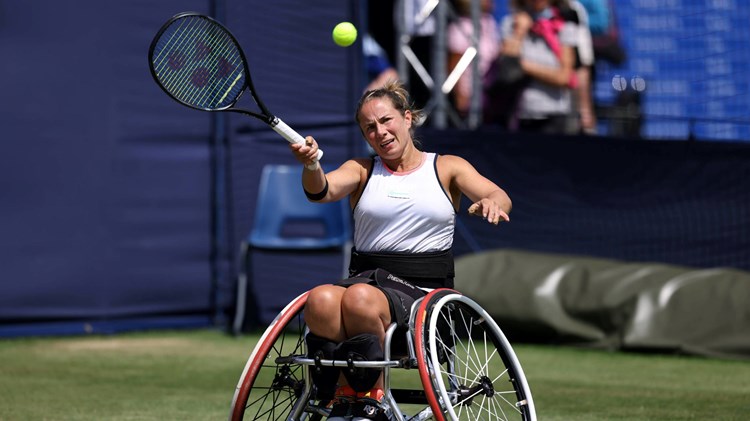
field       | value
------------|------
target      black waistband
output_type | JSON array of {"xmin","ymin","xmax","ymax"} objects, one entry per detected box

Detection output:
[{"xmin": 348, "ymin": 248, "xmax": 455, "ymax": 287}]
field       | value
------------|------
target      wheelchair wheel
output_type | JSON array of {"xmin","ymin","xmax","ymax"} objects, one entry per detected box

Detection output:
[
  {"xmin": 229, "ymin": 292, "xmax": 314, "ymax": 421},
  {"xmin": 414, "ymin": 289, "xmax": 536, "ymax": 421}
]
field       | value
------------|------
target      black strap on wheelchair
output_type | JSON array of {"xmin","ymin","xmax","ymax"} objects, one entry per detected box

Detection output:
[
  {"xmin": 333, "ymin": 333, "xmax": 383, "ymax": 393},
  {"xmin": 305, "ymin": 332, "xmax": 339, "ymax": 401}
]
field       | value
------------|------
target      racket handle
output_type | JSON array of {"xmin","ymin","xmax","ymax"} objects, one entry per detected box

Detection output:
[{"xmin": 271, "ymin": 118, "xmax": 324, "ymax": 166}]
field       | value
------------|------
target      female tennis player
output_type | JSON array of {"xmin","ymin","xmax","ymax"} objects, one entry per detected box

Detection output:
[{"xmin": 289, "ymin": 80, "xmax": 511, "ymax": 420}]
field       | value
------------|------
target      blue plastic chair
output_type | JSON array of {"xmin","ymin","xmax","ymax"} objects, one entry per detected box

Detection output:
[{"xmin": 232, "ymin": 164, "xmax": 352, "ymax": 334}]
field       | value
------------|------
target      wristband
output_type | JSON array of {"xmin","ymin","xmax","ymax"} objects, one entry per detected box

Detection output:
[{"xmin": 304, "ymin": 178, "xmax": 329, "ymax": 201}]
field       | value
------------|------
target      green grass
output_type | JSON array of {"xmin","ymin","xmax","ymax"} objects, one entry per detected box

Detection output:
[{"xmin": 0, "ymin": 329, "xmax": 748, "ymax": 420}]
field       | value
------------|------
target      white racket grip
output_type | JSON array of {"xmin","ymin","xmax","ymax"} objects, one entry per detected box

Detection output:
[{"xmin": 271, "ymin": 118, "xmax": 324, "ymax": 169}]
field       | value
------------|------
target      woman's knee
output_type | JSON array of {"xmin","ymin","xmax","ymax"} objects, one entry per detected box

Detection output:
[
  {"xmin": 340, "ymin": 284, "xmax": 389, "ymax": 320},
  {"xmin": 304, "ymin": 285, "xmax": 348, "ymax": 341},
  {"xmin": 305, "ymin": 285, "xmax": 344, "ymax": 317}
]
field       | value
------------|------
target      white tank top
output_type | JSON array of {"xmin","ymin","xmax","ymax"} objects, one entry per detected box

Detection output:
[{"xmin": 353, "ymin": 152, "xmax": 456, "ymax": 253}]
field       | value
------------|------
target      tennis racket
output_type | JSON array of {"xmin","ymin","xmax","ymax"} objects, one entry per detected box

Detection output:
[{"xmin": 148, "ymin": 12, "xmax": 323, "ymax": 165}]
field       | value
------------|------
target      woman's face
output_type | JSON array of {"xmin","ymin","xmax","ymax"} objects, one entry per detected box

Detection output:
[{"xmin": 357, "ymin": 97, "xmax": 413, "ymax": 159}]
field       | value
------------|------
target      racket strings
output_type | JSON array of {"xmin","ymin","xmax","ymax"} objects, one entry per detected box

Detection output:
[
  {"xmin": 151, "ymin": 16, "xmax": 245, "ymax": 110},
  {"xmin": 157, "ymin": 18, "xmax": 241, "ymax": 107},
  {"xmin": 155, "ymin": 18, "xmax": 240, "ymax": 106}
]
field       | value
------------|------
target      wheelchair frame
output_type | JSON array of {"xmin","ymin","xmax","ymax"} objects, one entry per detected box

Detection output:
[{"xmin": 229, "ymin": 288, "xmax": 536, "ymax": 421}]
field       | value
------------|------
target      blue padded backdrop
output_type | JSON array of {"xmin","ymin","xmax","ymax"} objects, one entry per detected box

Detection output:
[
  {"xmin": 0, "ymin": 0, "xmax": 363, "ymax": 336},
  {"xmin": 2, "ymin": 0, "xmax": 749, "ymax": 335}
]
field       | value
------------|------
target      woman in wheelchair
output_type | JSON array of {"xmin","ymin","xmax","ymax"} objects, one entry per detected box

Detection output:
[{"xmin": 288, "ymin": 80, "xmax": 512, "ymax": 420}]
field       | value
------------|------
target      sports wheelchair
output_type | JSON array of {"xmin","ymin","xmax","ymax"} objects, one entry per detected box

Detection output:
[{"xmin": 229, "ymin": 288, "xmax": 537, "ymax": 421}]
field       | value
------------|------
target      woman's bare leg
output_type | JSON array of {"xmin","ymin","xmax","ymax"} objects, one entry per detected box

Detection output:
[
  {"xmin": 340, "ymin": 283, "xmax": 391, "ymax": 391},
  {"xmin": 304, "ymin": 284, "xmax": 347, "ymax": 342},
  {"xmin": 339, "ymin": 283, "xmax": 391, "ymax": 341}
]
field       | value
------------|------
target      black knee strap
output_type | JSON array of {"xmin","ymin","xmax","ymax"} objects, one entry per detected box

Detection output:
[
  {"xmin": 334, "ymin": 333, "xmax": 383, "ymax": 392},
  {"xmin": 305, "ymin": 332, "xmax": 339, "ymax": 400}
]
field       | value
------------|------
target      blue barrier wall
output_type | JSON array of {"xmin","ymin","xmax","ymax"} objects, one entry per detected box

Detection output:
[
  {"xmin": 1, "ymin": 0, "xmax": 748, "ymax": 336},
  {"xmin": 0, "ymin": 0, "xmax": 363, "ymax": 336}
]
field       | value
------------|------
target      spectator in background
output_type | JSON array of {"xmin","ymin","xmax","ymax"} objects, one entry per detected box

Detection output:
[
  {"xmin": 493, "ymin": 0, "xmax": 578, "ymax": 134},
  {"xmin": 367, "ymin": 0, "xmax": 436, "ymax": 108},
  {"xmin": 577, "ymin": 0, "xmax": 608, "ymax": 36},
  {"xmin": 397, "ymin": 0, "xmax": 438, "ymax": 110},
  {"xmin": 577, "ymin": 0, "xmax": 635, "ymax": 136},
  {"xmin": 363, "ymin": 34, "xmax": 399, "ymax": 92},
  {"xmin": 565, "ymin": 0, "xmax": 597, "ymax": 134},
  {"xmin": 446, "ymin": 0, "xmax": 501, "ymax": 118},
  {"xmin": 580, "ymin": 0, "xmax": 626, "ymax": 66}
]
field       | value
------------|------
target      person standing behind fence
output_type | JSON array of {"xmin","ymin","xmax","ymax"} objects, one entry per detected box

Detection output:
[
  {"xmin": 446, "ymin": 0, "xmax": 501, "ymax": 118},
  {"xmin": 363, "ymin": 33, "xmax": 400, "ymax": 92},
  {"xmin": 495, "ymin": 0, "xmax": 578, "ymax": 134},
  {"xmin": 565, "ymin": 0, "xmax": 597, "ymax": 134}
]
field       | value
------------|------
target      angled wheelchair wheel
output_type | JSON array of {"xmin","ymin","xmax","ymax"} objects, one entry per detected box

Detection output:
[
  {"xmin": 229, "ymin": 292, "xmax": 315, "ymax": 421},
  {"xmin": 414, "ymin": 289, "xmax": 536, "ymax": 421}
]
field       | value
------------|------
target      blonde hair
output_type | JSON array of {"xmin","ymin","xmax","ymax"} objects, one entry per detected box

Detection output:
[{"xmin": 355, "ymin": 79, "xmax": 425, "ymax": 141}]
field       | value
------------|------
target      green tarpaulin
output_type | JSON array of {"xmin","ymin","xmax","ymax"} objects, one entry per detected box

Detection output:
[{"xmin": 456, "ymin": 249, "xmax": 750, "ymax": 359}]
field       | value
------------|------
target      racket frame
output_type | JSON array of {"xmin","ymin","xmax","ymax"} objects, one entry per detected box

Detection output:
[{"xmin": 148, "ymin": 11, "xmax": 322, "ymax": 165}]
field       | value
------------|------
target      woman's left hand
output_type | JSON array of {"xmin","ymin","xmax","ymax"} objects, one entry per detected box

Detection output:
[{"xmin": 468, "ymin": 199, "xmax": 510, "ymax": 225}]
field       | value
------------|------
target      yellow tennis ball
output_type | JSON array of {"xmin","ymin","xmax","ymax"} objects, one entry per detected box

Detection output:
[{"xmin": 332, "ymin": 22, "xmax": 357, "ymax": 47}]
